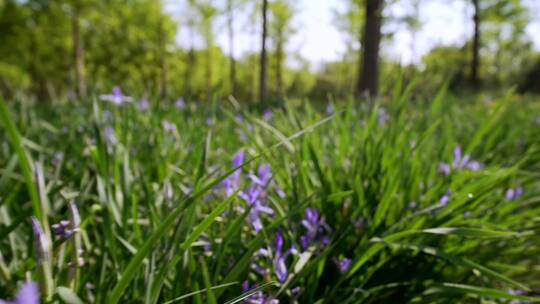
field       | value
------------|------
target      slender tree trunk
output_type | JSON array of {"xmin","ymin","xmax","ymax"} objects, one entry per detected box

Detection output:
[
  {"xmin": 275, "ymin": 27, "xmax": 284, "ymax": 97},
  {"xmin": 206, "ymin": 38, "xmax": 213, "ymax": 98},
  {"xmin": 72, "ymin": 0, "xmax": 86, "ymax": 99},
  {"xmin": 158, "ymin": 19, "xmax": 168, "ymax": 99},
  {"xmin": 184, "ymin": 21, "xmax": 195, "ymax": 97},
  {"xmin": 357, "ymin": 0, "xmax": 383, "ymax": 98},
  {"xmin": 259, "ymin": 0, "xmax": 269, "ymax": 102},
  {"xmin": 470, "ymin": 0, "xmax": 480, "ymax": 86},
  {"xmin": 227, "ymin": 0, "xmax": 237, "ymax": 96}
]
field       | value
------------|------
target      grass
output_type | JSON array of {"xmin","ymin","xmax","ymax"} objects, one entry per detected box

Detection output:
[{"xmin": 0, "ymin": 84, "xmax": 539, "ymax": 303}]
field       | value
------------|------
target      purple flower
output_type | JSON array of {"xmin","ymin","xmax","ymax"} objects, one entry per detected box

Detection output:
[
  {"xmin": 241, "ymin": 281, "xmax": 279, "ymax": 304},
  {"xmin": 0, "ymin": 282, "xmax": 39, "ymax": 304},
  {"xmin": 222, "ymin": 150, "xmax": 245, "ymax": 196},
  {"xmin": 175, "ymin": 98, "xmax": 186, "ymax": 109},
  {"xmin": 263, "ymin": 110, "xmax": 273, "ymax": 121},
  {"xmin": 336, "ymin": 257, "xmax": 352, "ymax": 273},
  {"xmin": 31, "ymin": 217, "xmax": 50, "ymax": 267},
  {"xmin": 100, "ymin": 86, "xmax": 132, "ymax": 105},
  {"xmin": 162, "ymin": 120, "xmax": 177, "ymax": 133},
  {"xmin": 291, "ymin": 287, "xmax": 301, "ymax": 298},
  {"xmin": 51, "ymin": 220, "xmax": 74, "ymax": 239},
  {"xmin": 138, "ymin": 99, "xmax": 150, "ymax": 111},
  {"xmin": 441, "ymin": 146, "xmax": 483, "ymax": 175},
  {"xmin": 439, "ymin": 192, "xmax": 451, "ymax": 206},
  {"xmin": 249, "ymin": 164, "xmax": 271, "ymax": 187},
  {"xmin": 378, "ymin": 107, "xmax": 388, "ymax": 124},
  {"xmin": 326, "ymin": 104, "xmax": 334, "ymax": 115},
  {"xmin": 505, "ymin": 187, "xmax": 523, "ymax": 201},
  {"xmin": 104, "ymin": 126, "xmax": 118, "ymax": 146},
  {"xmin": 232, "ymin": 150, "xmax": 245, "ymax": 167},
  {"xmin": 240, "ymin": 187, "xmax": 274, "ymax": 232},
  {"xmin": 438, "ymin": 162, "xmax": 451, "ymax": 175},
  {"xmin": 300, "ymin": 208, "xmax": 331, "ymax": 249}
]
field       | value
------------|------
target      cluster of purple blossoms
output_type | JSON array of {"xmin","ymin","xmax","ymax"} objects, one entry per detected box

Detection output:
[
  {"xmin": 0, "ymin": 282, "xmax": 39, "ymax": 304},
  {"xmin": 103, "ymin": 126, "xmax": 118, "ymax": 146},
  {"xmin": 241, "ymin": 281, "xmax": 279, "ymax": 304},
  {"xmin": 439, "ymin": 146, "xmax": 482, "ymax": 175},
  {"xmin": 299, "ymin": 208, "xmax": 331, "ymax": 250},
  {"xmin": 222, "ymin": 150, "xmax": 245, "ymax": 196},
  {"xmin": 138, "ymin": 98, "xmax": 150, "ymax": 111},
  {"xmin": 100, "ymin": 86, "xmax": 132, "ymax": 105},
  {"xmin": 239, "ymin": 164, "xmax": 274, "ymax": 232},
  {"xmin": 222, "ymin": 150, "xmax": 276, "ymax": 232},
  {"xmin": 162, "ymin": 120, "xmax": 177, "ymax": 133},
  {"xmin": 505, "ymin": 186, "xmax": 523, "ymax": 201},
  {"xmin": 250, "ymin": 231, "xmax": 298, "ymax": 283},
  {"xmin": 175, "ymin": 98, "xmax": 186, "ymax": 109}
]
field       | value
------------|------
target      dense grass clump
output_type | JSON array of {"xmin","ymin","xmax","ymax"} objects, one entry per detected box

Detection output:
[{"xmin": 0, "ymin": 87, "xmax": 539, "ymax": 303}]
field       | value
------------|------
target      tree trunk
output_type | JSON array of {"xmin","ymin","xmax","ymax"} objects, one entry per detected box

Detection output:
[
  {"xmin": 470, "ymin": 0, "xmax": 480, "ymax": 86},
  {"xmin": 158, "ymin": 19, "xmax": 168, "ymax": 99},
  {"xmin": 227, "ymin": 0, "xmax": 237, "ymax": 96},
  {"xmin": 72, "ymin": 0, "xmax": 86, "ymax": 99},
  {"xmin": 259, "ymin": 0, "xmax": 269, "ymax": 102},
  {"xmin": 275, "ymin": 27, "xmax": 284, "ymax": 97},
  {"xmin": 357, "ymin": 0, "xmax": 383, "ymax": 98},
  {"xmin": 206, "ymin": 40, "xmax": 213, "ymax": 98},
  {"xmin": 184, "ymin": 21, "xmax": 195, "ymax": 97}
]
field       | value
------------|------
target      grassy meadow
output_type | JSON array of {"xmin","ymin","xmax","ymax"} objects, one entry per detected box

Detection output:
[{"xmin": 0, "ymin": 86, "xmax": 540, "ymax": 303}]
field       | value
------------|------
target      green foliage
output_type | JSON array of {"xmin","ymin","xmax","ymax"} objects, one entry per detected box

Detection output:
[{"xmin": 0, "ymin": 87, "xmax": 539, "ymax": 302}]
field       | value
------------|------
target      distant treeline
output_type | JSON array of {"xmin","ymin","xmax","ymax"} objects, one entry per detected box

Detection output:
[{"xmin": 1, "ymin": 0, "xmax": 540, "ymax": 102}]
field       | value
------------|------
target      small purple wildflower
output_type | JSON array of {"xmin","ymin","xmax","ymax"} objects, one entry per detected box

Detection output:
[
  {"xmin": 440, "ymin": 146, "xmax": 483, "ymax": 175},
  {"xmin": 104, "ymin": 126, "xmax": 118, "ymax": 146},
  {"xmin": 291, "ymin": 287, "xmax": 301, "ymax": 298},
  {"xmin": 138, "ymin": 99, "xmax": 150, "ymax": 111},
  {"xmin": 438, "ymin": 162, "xmax": 451, "ymax": 175},
  {"xmin": 103, "ymin": 109, "xmax": 112, "ymax": 120},
  {"xmin": 378, "ymin": 107, "xmax": 388, "ymax": 124},
  {"xmin": 222, "ymin": 150, "xmax": 245, "ymax": 196},
  {"xmin": 0, "ymin": 282, "xmax": 39, "ymax": 304},
  {"xmin": 326, "ymin": 104, "xmax": 334, "ymax": 115},
  {"xmin": 439, "ymin": 192, "xmax": 451, "ymax": 206},
  {"xmin": 51, "ymin": 220, "xmax": 74, "ymax": 239},
  {"xmin": 300, "ymin": 208, "xmax": 331, "ymax": 249},
  {"xmin": 175, "ymin": 98, "xmax": 186, "ymax": 109},
  {"xmin": 240, "ymin": 186, "xmax": 274, "ymax": 231},
  {"xmin": 263, "ymin": 110, "xmax": 273, "ymax": 121},
  {"xmin": 162, "ymin": 120, "xmax": 177, "ymax": 133},
  {"xmin": 505, "ymin": 186, "xmax": 523, "ymax": 201},
  {"xmin": 100, "ymin": 86, "xmax": 132, "ymax": 105},
  {"xmin": 336, "ymin": 257, "xmax": 352, "ymax": 273},
  {"xmin": 31, "ymin": 217, "xmax": 50, "ymax": 266}
]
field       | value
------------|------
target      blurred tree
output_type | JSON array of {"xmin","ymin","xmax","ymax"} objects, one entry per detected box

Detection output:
[
  {"xmin": 71, "ymin": 0, "xmax": 86, "ymax": 99},
  {"xmin": 260, "ymin": 0, "xmax": 269, "ymax": 102},
  {"xmin": 357, "ymin": 0, "xmax": 384, "ymax": 97},
  {"xmin": 193, "ymin": 1, "xmax": 217, "ymax": 98},
  {"xmin": 269, "ymin": 0, "xmax": 295, "ymax": 97},
  {"xmin": 466, "ymin": 0, "xmax": 529, "ymax": 87},
  {"xmin": 334, "ymin": 0, "xmax": 364, "ymax": 94}
]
